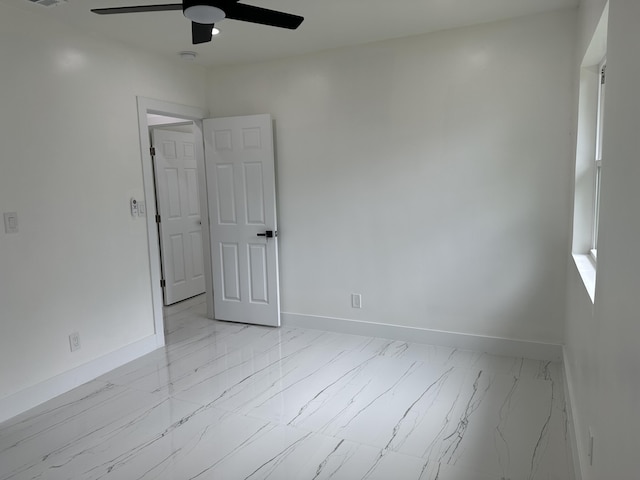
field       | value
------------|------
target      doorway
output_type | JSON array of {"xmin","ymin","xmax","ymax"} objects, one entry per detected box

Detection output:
[
  {"xmin": 136, "ymin": 98, "xmax": 212, "ymax": 347},
  {"xmin": 137, "ymin": 99, "xmax": 282, "ymax": 346}
]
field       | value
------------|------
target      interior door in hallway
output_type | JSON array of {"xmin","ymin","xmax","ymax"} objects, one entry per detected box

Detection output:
[
  {"xmin": 152, "ymin": 128, "xmax": 206, "ymax": 305},
  {"xmin": 203, "ymin": 114, "xmax": 281, "ymax": 327}
]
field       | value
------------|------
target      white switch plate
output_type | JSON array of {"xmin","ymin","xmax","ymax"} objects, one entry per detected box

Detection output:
[
  {"xmin": 138, "ymin": 201, "xmax": 146, "ymax": 217},
  {"xmin": 351, "ymin": 293, "xmax": 362, "ymax": 309},
  {"xmin": 69, "ymin": 332, "xmax": 81, "ymax": 352},
  {"xmin": 4, "ymin": 212, "xmax": 18, "ymax": 233}
]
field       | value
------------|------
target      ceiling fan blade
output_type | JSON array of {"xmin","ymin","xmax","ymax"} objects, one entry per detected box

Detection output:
[
  {"xmin": 91, "ymin": 4, "xmax": 182, "ymax": 15},
  {"xmin": 225, "ymin": 3, "xmax": 303, "ymax": 30},
  {"xmin": 192, "ymin": 22, "xmax": 214, "ymax": 44}
]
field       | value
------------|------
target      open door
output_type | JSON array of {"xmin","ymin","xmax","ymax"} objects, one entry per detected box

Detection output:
[
  {"xmin": 203, "ymin": 114, "xmax": 281, "ymax": 327},
  {"xmin": 151, "ymin": 128, "xmax": 206, "ymax": 305}
]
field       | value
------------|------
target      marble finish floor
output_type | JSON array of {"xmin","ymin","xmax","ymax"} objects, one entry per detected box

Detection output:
[{"xmin": 0, "ymin": 296, "xmax": 574, "ymax": 479}]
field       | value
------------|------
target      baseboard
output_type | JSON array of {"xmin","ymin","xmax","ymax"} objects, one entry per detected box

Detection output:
[
  {"xmin": 0, "ymin": 334, "xmax": 160, "ymax": 425},
  {"xmin": 563, "ymin": 347, "xmax": 584, "ymax": 480},
  {"xmin": 281, "ymin": 312, "xmax": 563, "ymax": 361}
]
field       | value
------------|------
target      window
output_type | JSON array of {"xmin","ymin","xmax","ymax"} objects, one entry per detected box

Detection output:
[
  {"xmin": 571, "ymin": 4, "xmax": 607, "ymax": 302},
  {"xmin": 591, "ymin": 61, "xmax": 606, "ymax": 261}
]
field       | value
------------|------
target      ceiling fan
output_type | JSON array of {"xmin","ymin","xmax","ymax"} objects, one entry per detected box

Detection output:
[{"xmin": 91, "ymin": 0, "xmax": 304, "ymax": 45}]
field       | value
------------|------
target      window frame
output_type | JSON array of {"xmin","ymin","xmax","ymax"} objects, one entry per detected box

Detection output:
[{"xmin": 591, "ymin": 59, "xmax": 606, "ymax": 262}]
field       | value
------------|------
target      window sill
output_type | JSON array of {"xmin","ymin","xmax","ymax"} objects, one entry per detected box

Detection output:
[{"xmin": 573, "ymin": 254, "xmax": 596, "ymax": 303}]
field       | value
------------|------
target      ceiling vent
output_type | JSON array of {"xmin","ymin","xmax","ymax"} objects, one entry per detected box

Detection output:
[{"xmin": 27, "ymin": 0, "xmax": 66, "ymax": 7}]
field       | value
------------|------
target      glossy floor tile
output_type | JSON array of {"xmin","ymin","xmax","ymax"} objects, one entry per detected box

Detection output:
[{"xmin": 0, "ymin": 296, "xmax": 574, "ymax": 479}]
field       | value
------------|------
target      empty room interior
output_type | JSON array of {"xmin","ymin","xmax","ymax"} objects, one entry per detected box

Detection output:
[{"xmin": 0, "ymin": 0, "xmax": 638, "ymax": 478}]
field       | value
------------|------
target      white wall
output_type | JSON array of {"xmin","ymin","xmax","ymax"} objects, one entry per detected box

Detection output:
[
  {"xmin": 207, "ymin": 10, "xmax": 576, "ymax": 344},
  {"xmin": 0, "ymin": 2, "xmax": 205, "ymax": 401},
  {"xmin": 565, "ymin": 0, "xmax": 640, "ymax": 478}
]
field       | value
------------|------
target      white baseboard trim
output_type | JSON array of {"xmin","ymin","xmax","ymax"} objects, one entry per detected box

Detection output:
[
  {"xmin": 281, "ymin": 312, "xmax": 563, "ymax": 361},
  {"xmin": 0, "ymin": 334, "xmax": 160, "ymax": 425},
  {"xmin": 562, "ymin": 347, "xmax": 584, "ymax": 480}
]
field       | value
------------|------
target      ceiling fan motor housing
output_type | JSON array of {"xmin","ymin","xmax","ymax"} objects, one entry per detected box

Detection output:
[{"xmin": 183, "ymin": 0, "xmax": 227, "ymax": 24}]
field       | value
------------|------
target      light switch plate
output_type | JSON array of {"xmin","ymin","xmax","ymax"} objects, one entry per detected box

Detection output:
[
  {"xmin": 351, "ymin": 293, "xmax": 362, "ymax": 309},
  {"xmin": 69, "ymin": 332, "xmax": 81, "ymax": 352},
  {"xmin": 4, "ymin": 212, "xmax": 18, "ymax": 233}
]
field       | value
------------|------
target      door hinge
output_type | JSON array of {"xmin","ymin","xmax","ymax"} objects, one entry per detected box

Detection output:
[
  {"xmin": 601, "ymin": 65, "xmax": 606, "ymax": 85},
  {"xmin": 155, "ymin": 214, "xmax": 161, "ymax": 224},
  {"xmin": 160, "ymin": 279, "xmax": 166, "ymax": 288},
  {"xmin": 150, "ymin": 146, "xmax": 156, "ymax": 156}
]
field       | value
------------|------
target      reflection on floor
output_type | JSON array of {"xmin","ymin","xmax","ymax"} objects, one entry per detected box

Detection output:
[{"xmin": 0, "ymin": 295, "xmax": 574, "ymax": 479}]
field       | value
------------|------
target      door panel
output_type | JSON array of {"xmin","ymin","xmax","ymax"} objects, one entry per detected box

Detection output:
[
  {"xmin": 220, "ymin": 243, "xmax": 241, "ymax": 301},
  {"xmin": 204, "ymin": 114, "xmax": 280, "ymax": 326},
  {"xmin": 166, "ymin": 169, "xmax": 181, "ymax": 218},
  {"xmin": 244, "ymin": 163, "xmax": 266, "ymax": 224},
  {"xmin": 170, "ymin": 234, "xmax": 186, "ymax": 283},
  {"xmin": 190, "ymin": 232, "xmax": 204, "ymax": 277},
  {"xmin": 186, "ymin": 169, "xmax": 200, "ymax": 215},
  {"xmin": 215, "ymin": 164, "xmax": 237, "ymax": 224},
  {"xmin": 152, "ymin": 128, "xmax": 206, "ymax": 305},
  {"xmin": 248, "ymin": 243, "xmax": 269, "ymax": 303}
]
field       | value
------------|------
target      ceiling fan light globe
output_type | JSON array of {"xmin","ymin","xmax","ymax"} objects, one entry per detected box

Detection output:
[{"xmin": 183, "ymin": 5, "xmax": 225, "ymax": 24}]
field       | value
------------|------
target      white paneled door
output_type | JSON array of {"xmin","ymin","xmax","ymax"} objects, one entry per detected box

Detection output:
[
  {"xmin": 152, "ymin": 128, "xmax": 206, "ymax": 305},
  {"xmin": 203, "ymin": 114, "xmax": 280, "ymax": 327}
]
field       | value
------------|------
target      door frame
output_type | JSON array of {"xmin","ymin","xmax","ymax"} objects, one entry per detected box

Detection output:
[{"xmin": 136, "ymin": 97, "xmax": 213, "ymax": 347}]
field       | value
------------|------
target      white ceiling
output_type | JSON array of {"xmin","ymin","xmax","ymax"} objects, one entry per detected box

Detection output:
[{"xmin": 3, "ymin": 0, "xmax": 578, "ymax": 67}]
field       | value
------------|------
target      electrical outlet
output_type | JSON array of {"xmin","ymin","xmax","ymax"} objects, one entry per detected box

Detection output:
[
  {"xmin": 351, "ymin": 293, "xmax": 362, "ymax": 309},
  {"xmin": 69, "ymin": 332, "xmax": 81, "ymax": 352}
]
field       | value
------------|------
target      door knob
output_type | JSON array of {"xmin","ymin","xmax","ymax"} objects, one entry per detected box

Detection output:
[{"xmin": 257, "ymin": 230, "xmax": 276, "ymax": 238}]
